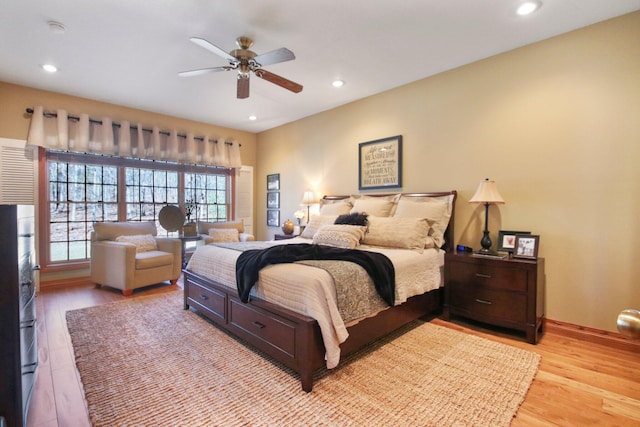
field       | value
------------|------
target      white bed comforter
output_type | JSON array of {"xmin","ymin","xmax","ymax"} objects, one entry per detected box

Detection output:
[{"xmin": 186, "ymin": 236, "xmax": 444, "ymax": 368}]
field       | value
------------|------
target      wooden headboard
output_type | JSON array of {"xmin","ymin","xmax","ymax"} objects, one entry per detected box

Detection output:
[{"xmin": 321, "ymin": 191, "xmax": 458, "ymax": 252}]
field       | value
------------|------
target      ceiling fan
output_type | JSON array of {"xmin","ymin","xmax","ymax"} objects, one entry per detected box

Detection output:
[{"xmin": 179, "ymin": 36, "xmax": 303, "ymax": 99}]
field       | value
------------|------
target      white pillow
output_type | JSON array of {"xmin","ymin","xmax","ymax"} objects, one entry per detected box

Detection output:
[
  {"xmin": 319, "ymin": 201, "xmax": 352, "ymax": 215},
  {"xmin": 114, "ymin": 234, "xmax": 158, "ymax": 253},
  {"xmin": 362, "ymin": 216, "xmax": 429, "ymax": 252},
  {"xmin": 394, "ymin": 197, "xmax": 451, "ymax": 248},
  {"xmin": 208, "ymin": 228, "xmax": 240, "ymax": 242},
  {"xmin": 313, "ymin": 224, "xmax": 366, "ymax": 249},
  {"xmin": 300, "ymin": 215, "xmax": 339, "ymax": 239}
]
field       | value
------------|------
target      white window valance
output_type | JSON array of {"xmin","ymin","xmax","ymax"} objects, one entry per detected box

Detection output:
[{"xmin": 26, "ymin": 106, "xmax": 242, "ymax": 168}]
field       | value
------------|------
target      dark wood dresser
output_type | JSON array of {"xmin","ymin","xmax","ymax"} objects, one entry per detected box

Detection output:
[
  {"xmin": 443, "ymin": 251, "xmax": 545, "ymax": 344},
  {"xmin": 0, "ymin": 205, "xmax": 38, "ymax": 427}
]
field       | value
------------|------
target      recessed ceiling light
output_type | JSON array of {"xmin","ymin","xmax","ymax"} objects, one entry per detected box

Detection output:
[
  {"xmin": 248, "ymin": 115, "xmax": 257, "ymax": 121},
  {"xmin": 42, "ymin": 64, "xmax": 58, "ymax": 73},
  {"xmin": 332, "ymin": 80, "xmax": 345, "ymax": 88},
  {"xmin": 517, "ymin": 1, "xmax": 542, "ymax": 16}
]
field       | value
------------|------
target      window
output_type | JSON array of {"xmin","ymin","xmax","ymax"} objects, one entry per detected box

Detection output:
[
  {"xmin": 48, "ymin": 161, "xmax": 118, "ymax": 262},
  {"xmin": 185, "ymin": 172, "xmax": 228, "ymax": 222},
  {"xmin": 43, "ymin": 150, "xmax": 232, "ymax": 270}
]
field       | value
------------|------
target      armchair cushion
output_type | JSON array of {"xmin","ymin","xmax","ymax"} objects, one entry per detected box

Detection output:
[
  {"xmin": 208, "ymin": 228, "xmax": 240, "ymax": 242},
  {"xmin": 115, "ymin": 234, "xmax": 158, "ymax": 253},
  {"xmin": 198, "ymin": 220, "xmax": 255, "ymax": 243},
  {"xmin": 135, "ymin": 251, "xmax": 175, "ymax": 269}
]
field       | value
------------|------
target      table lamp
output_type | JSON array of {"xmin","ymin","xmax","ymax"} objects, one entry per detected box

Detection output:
[
  {"xmin": 300, "ymin": 190, "xmax": 318, "ymax": 224},
  {"xmin": 469, "ymin": 178, "xmax": 505, "ymax": 254}
]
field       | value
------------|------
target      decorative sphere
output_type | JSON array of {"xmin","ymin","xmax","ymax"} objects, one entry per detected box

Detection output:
[
  {"xmin": 617, "ymin": 309, "xmax": 640, "ymax": 340},
  {"xmin": 281, "ymin": 219, "xmax": 295, "ymax": 235}
]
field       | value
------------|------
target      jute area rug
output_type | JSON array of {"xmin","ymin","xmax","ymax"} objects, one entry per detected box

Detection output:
[{"xmin": 66, "ymin": 291, "xmax": 540, "ymax": 427}]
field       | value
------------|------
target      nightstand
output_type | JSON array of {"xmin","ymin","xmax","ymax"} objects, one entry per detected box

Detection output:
[
  {"xmin": 274, "ymin": 234, "xmax": 296, "ymax": 240},
  {"xmin": 442, "ymin": 251, "xmax": 545, "ymax": 344}
]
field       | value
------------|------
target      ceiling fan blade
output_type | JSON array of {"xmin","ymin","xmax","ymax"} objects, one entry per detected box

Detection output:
[
  {"xmin": 189, "ymin": 37, "xmax": 236, "ymax": 62},
  {"xmin": 254, "ymin": 69, "xmax": 303, "ymax": 93},
  {"xmin": 237, "ymin": 76, "xmax": 250, "ymax": 99},
  {"xmin": 253, "ymin": 47, "xmax": 295, "ymax": 67},
  {"xmin": 178, "ymin": 66, "xmax": 231, "ymax": 77}
]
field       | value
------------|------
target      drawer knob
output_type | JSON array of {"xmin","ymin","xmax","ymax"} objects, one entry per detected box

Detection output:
[
  {"xmin": 475, "ymin": 299, "xmax": 493, "ymax": 305},
  {"xmin": 199, "ymin": 294, "xmax": 209, "ymax": 301},
  {"xmin": 475, "ymin": 273, "xmax": 492, "ymax": 279},
  {"xmin": 251, "ymin": 321, "xmax": 265, "ymax": 329}
]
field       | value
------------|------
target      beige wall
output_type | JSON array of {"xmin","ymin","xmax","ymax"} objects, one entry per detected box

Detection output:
[{"xmin": 256, "ymin": 12, "xmax": 640, "ymax": 333}]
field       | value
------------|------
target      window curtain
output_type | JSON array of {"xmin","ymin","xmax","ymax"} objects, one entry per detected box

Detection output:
[{"xmin": 26, "ymin": 106, "xmax": 242, "ymax": 168}]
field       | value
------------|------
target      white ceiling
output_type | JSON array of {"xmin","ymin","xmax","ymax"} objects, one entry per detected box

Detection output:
[{"xmin": 2, "ymin": 0, "xmax": 639, "ymax": 133}]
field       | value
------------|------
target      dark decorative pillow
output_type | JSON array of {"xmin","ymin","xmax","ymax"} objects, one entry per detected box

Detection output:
[{"xmin": 334, "ymin": 212, "xmax": 368, "ymax": 226}]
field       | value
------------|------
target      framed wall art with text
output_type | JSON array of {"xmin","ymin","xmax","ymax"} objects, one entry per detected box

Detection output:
[{"xmin": 358, "ymin": 135, "xmax": 402, "ymax": 190}]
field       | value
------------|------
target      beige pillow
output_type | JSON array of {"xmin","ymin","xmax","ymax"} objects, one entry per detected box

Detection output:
[
  {"xmin": 394, "ymin": 197, "xmax": 452, "ymax": 248},
  {"xmin": 300, "ymin": 215, "xmax": 339, "ymax": 239},
  {"xmin": 350, "ymin": 198, "xmax": 396, "ymax": 217},
  {"xmin": 208, "ymin": 228, "xmax": 240, "ymax": 242},
  {"xmin": 319, "ymin": 201, "xmax": 352, "ymax": 215},
  {"xmin": 114, "ymin": 234, "xmax": 158, "ymax": 253},
  {"xmin": 313, "ymin": 224, "xmax": 366, "ymax": 249},
  {"xmin": 362, "ymin": 216, "xmax": 429, "ymax": 252}
]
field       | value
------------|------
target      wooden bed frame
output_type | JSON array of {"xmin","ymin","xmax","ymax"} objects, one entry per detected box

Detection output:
[{"xmin": 183, "ymin": 191, "xmax": 457, "ymax": 392}]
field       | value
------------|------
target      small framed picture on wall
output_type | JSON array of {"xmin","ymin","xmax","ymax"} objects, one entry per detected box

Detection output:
[
  {"xmin": 267, "ymin": 209, "xmax": 280, "ymax": 227},
  {"xmin": 267, "ymin": 192, "xmax": 280, "ymax": 209},
  {"xmin": 267, "ymin": 173, "xmax": 280, "ymax": 191}
]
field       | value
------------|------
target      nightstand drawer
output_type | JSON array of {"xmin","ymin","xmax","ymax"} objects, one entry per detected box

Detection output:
[
  {"xmin": 448, "ymin": 263, "xmax": 528, "ymax": 292},
  {"xmin": 449, "ymin": 283, "xmax": 527, "ymax": 324}
]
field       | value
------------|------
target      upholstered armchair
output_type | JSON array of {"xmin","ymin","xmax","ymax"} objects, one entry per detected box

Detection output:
[
  {"xmin": 197, "ymin": 220, "xmax": 255, "ymax": 244},
  {"xmin": 90, "ymin": 221, "xmax": 182, "ymax": 296}
]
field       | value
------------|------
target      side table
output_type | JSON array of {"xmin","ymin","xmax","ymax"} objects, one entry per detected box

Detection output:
[
  {"xmin": 443, "ymin": 251, "xmax": 545, "ymax": 344},
  {"xmin": 179, "ymin": 235, "xmax": 203, "ymax": 268}
]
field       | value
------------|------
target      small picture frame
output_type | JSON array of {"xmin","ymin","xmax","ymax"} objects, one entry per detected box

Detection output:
[
  {"xmin": 514, "ymin": 235, "xmax": 540, "ymax": 259},
  {"xmin": 267, "ymin": 173, "xmax": 280, "ymax": 191},
  {"xmin": 267, "ymin": 192, "xmax": 280, "ymax": 209},
  {"xmin": 267, "ymin": 210, "xmax": 280, "ymax": 227},
  {"xmin": 497, "ymin": 230, "xmax": 531, "ymax": 254}
]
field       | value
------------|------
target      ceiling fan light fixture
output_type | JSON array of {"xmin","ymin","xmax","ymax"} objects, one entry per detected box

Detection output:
[
  {"xmin": 332, "ymin": 79, "xmax": 345, "ymax": 88},
  {"xmin": 182, "ymin": 36, "xmax": 302, "ymax": 99}
]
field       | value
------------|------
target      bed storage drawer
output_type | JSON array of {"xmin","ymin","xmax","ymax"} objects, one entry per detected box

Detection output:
[
  {"xmin": 186, "ymin": 280, "xmax": 226, "ymax": 322},
  {"xmin": 229, "ymin": 299, "xmax": 297, "ymax": 357}
]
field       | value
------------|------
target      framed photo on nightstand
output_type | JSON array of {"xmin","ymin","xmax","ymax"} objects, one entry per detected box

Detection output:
[
  {"xmin": 497, "ymin": 230, "xmax": 531, "ymax": 254},
  {"xmin": 514, "ymin": 234, "xmax": 540, "ymax": 259}
]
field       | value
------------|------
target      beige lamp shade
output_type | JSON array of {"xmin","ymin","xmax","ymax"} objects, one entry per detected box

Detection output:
[
  {"xmin": 300, "ymin": 190, "xmax": 318, "ymax": 206},
  {"xmin": 469, "ymin": 179, "xmax": 505, "ymax": 204}
]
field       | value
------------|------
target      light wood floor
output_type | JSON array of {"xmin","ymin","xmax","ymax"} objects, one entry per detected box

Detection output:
[{"xmin": 26, "ymin": 280, "xmax": 640, "ymax": 427}]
